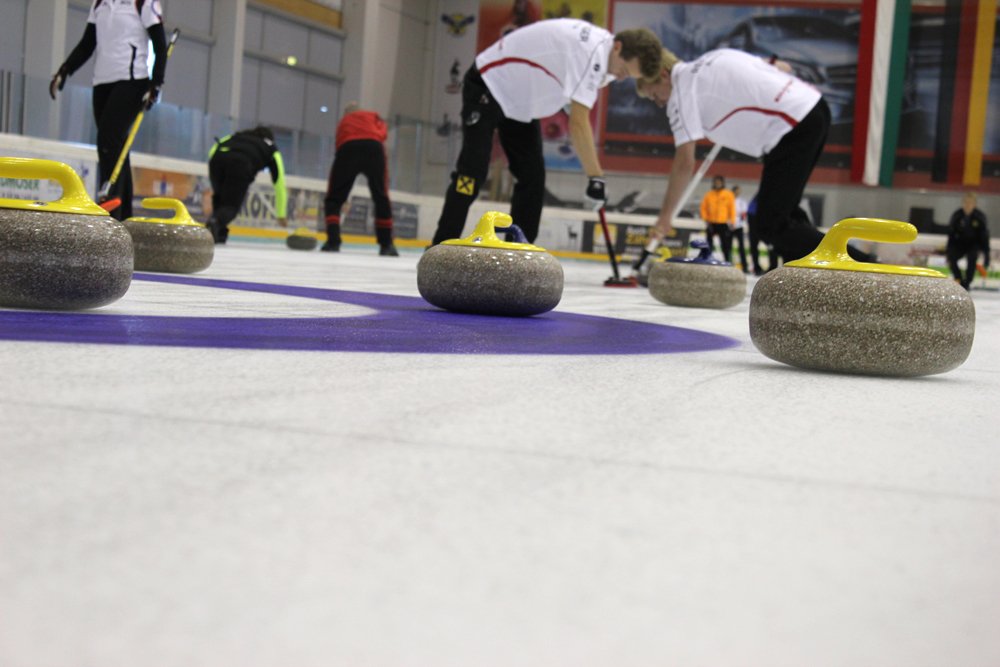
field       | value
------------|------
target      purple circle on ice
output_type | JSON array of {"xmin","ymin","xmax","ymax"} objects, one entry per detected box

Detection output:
[{"xmin": 0, "ymin": 273, "xmax": 737, "ymax": 355}]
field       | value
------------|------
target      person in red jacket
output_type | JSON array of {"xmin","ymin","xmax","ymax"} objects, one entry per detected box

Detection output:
[{"xmin": 322, "ymin": 102, "xmax": 397, "ymax": 256}]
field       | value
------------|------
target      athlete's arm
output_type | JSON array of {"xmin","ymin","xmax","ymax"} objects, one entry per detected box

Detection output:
[
  {"xmin": 270, "ymin": 151, "xmax": 288, "ymax": 223},
  {"xmin": 568, "ymin": 101, "xmax": 602, "ymax": 178},
  {"xmin": 652, "ymin": 140, "xmax": 696, "ymax": 240},
  {"xmin": 147, "ymin": 23, "xmax": 168, "ymax": 86},
  {"xmin": 62, "ymin": 23, "xmax": 97, "ymax": 77}
]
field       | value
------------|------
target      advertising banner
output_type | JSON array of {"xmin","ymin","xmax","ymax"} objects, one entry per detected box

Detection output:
[
  {"xmin": 0, "ymin": 151, "xmax": 96, "ymax": 201},
  {"xmin": 603, "ymin": 1, "xmax": 996, "ymax": 181}
]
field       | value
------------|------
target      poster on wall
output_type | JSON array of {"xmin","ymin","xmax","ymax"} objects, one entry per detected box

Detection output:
[
  {"xmin": 476, "ymin": 0, "xmax": 543, "ymax": 48},
  {"xmin": 229, "ymin": 184, "xmax": 324, "ymax": 230},
  {"xmin": 134, "ymin": 168, "xmax": 322, "ymax": 231},
  {"xmin": 532, "ymin": 214, "xmax": 585, "ymax": 252},
  {"xmin": 537, "ymin": 0, "xmax": 608, "ymax": 171},
  {"xmin": 542, "ymin": 0, "xmax": 606, "ymax": 24},
  {"xmin": 429, "ymin": 0, "xmax": 480, "ymax": 165},
  {"xmin": 602, "ymin": 1, "xmax": 989, "ymax": 179},
  {"xmin": 335, "ymin": 197, "xmax": 418, "ymax": 239},
  {"xmin": 132, "ymin": 168, "xmax": 212, "ymax": 219},
  {"xmin": 896, "ymin": 6, "xmax": 999, "ymax": 178},
  {"xmin": 605, "ymin": 2, "xmax": 863, "ymax": 169}
]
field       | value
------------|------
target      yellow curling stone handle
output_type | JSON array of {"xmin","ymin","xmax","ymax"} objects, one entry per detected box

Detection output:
[
  {"xmin": 128, "ymin": 197, "xmax": 200, "ymax": 225},
  {"xmin": 290, "ymin": 226, "xmax": 315, "ymax": 237},
  {"xmin": 785, "ymin": 217, "xmax": 943, "ymax": 278},
  {"xmin": 0, "ymin": 157, "xmax": 109, "ymax": 216},
  {"xmin": 441, "ymin": 211, "xmax": 547, "ymax": 251}
]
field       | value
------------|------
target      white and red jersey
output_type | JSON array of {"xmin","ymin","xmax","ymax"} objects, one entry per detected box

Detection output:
[
  {"xmin": 87, "ymin": 0, "xmax": 163, "ymax": 85},
  {"xmin": 734, "ymin": 195, "xmax": 749, "ymax": 229},
  {"xmin": 475, "ymin": 18, "xmax": 615, "ymax": 123},
  {"xmin": 667, "ymin": 49, "xmax": 821, "ymax": 157}
]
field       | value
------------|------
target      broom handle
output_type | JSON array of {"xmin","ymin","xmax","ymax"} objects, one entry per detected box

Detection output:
[
  {"xmin": 597, "ymin": 206, "xmax": 621, "ymax": 281},
  {"xmin": 635, "ymin": 142, "xmax": 722, "ymax": 269}
]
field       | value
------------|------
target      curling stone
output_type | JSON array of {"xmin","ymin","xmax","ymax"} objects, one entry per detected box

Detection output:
[
  {"xmin": 750, "ymin": 217, "xmax": 975, "ymax": 377},
  {"xmin": 123, "ymin": 198, "xmax": 214, "ymax": 273},
  {"xmin": 0, "ymin": 157, "xmax": 133, "ymax": 310},
  {"xmin": 286, "ymin": 227, "xmax": 318, "ymax": 251},
  {"xmin": 648, "ymin": 239, "xmax": 746, "ymax": 309},
  {"xmin": 417, "ymin": 211, "xmax": 563, "ymax": 316}
]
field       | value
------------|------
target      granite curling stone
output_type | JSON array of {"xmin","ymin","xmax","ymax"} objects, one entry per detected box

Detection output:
[
  {"xmin": 286, "ymin": 227, "xmax": 318, "ymax": 251},
  {"xmin": 417, "ymin": 211, "xmax": 563, "ymax": 316},
  {"xmin": 123, "ymin": 198, "xmax": 214, "ymax": 273},
  {"xmin": 749, "ymin": 217, "xmax": 975, "ymax": 377},
  {"xmin": 648, "ymin": 239, "xmax": 747, "ymax": 309},
  {"xmin": 0, "ymin": 157, "xmax": 133, "ymax": 310}
]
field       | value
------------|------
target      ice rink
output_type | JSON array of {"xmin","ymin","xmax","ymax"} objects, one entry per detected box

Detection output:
[{"xmin": 2, "ymin": 239, "xmax": 998, "ymax": 666}]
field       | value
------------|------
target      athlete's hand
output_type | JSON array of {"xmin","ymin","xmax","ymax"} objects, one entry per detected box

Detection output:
[
  {"xmin": 277, "ymin": 217, "xmax": 288, "ymax": 228},
  {"xmin": 651, "ymin": 215, "xmax": 674, "ymax": 241},
  {"xmin": 141, "ymin": 84, "xmax": 161, "ymax": 110},
  {"xmin": 584, "ymin": 176, "xmax": 607, "ymax": 211},
  {"xmin": 49, "ymin": 68, "xmax": 67, "ymax": 100}
]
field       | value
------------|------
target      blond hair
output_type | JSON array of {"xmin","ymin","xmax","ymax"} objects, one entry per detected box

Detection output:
[
  {"xmin": 658, "ymin": 47, "xmax": 681, "ymax": 73},
  {"xmin": 636, "ymin": 48, "xmax": 682, "ymax": 99}
]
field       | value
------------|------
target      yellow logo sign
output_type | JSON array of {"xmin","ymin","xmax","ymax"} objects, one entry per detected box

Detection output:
[{"xmin": 456, "ymin": 175, "xmax": 475, "ymax": 195}]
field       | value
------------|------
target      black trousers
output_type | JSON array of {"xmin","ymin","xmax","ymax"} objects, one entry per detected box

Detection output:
[
  {"xmin": 731, "ymin": 226, "xmax": 748, "ymax": 270},
  {"xmin": 324, "ymin": 139, "xmax": 393, "ymax": 225},
  {"xmin": 208, "ymin": 152, "xmax": 256, "ymax": 241},
  {"xmin": 92, "ymin": 79, "xmax": 147, "ymax": 220},
  {"xmin": 947, "ymin": 245, "xmax": 980, "ymax": 288},
  {"xmin": 706, "ymin": 222, "xmax": 733, "ymax": 263},
  {"xmin": 747, "ymin": 215, "xmax": 777, "ymax": 273},
  {"xmin": 432, "ymin": 66, "xmax": 545, "ymax": 244},
  {"xmin": 755, "ymin": 99, "xmax": 872, "ymax": 263}
]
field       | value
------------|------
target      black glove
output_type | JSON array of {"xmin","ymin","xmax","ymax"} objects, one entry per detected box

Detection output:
[
  {"xmin": 141, "ymin": 83, "xmax": 161, "ymax": 111},
  {"xmin": 585, "ymin": 176, "xmax": 607, "ymax": 211},
  {"xmin": 49, "ymin": 67, "xmax": 68, "ymax": 100}
]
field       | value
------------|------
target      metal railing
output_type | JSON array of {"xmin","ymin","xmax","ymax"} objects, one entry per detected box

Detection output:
[
  {"xmin": 0, "ymin": 70, "xmax": 17, "ymax": 134},
  {"xmin": 1, "ymin": 72, "xmax": 458, "ymax": 188}
]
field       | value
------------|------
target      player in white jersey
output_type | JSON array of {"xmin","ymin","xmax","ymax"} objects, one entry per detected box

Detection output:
[
  {"xmin": 50, "ymin": 0, "xmax": 168, "ymax": 220},
  {"xmin": 430, "ymin": 19, "xmax": 662, "ymax": 245},
  {"xmin": 638, "ymin": 48, "xmax": 873, "ymax": 263}
]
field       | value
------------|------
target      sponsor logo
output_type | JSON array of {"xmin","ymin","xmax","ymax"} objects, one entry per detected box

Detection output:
[
  {"xmin": 441, "ymin": 13, "xmax": 475, "ymax": 36},
  {"xmin": 466, "ymin": 111, "xmax": 481, "ymax": 126},
  {"xmin": 456, "ymin": 175, "xmax": 475, "ymax": 195}
]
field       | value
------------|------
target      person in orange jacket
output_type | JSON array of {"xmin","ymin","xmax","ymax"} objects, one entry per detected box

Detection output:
[
  {"xmin": 322, "ymin": 101, "xmax": 397, "ymax": 256},
  {"xmin": 700, "ymin": 175, "xmax": 736, "ymax": 262}
]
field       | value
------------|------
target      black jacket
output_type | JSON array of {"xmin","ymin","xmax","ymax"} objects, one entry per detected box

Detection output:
[{"xmin": 946, "ymin": 207, "xmax": 990, "ymax": 256}]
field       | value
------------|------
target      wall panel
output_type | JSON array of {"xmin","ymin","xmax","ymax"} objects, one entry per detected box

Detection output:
[
  {"xmin": 303, "ymin": 75, "xmax": 339, "ymax": 136},
  {"xmin": 0, "ymin": 1, "xmax": 26, "ymax": 73},
  {"xmin": 257, "ymin": 60, "xmax": 305, "ymax": 129},
  {"xmin": 239, "ymin": 57, "xmax": 260, "ymax": 126},
  {"xmin": 163, "ymin": 39, "xmax": 210, "ymax": 110},
  {"xmin": 167, "ymin": 1, "xmax": 214, "ymax": 34}
]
